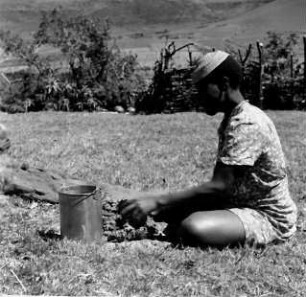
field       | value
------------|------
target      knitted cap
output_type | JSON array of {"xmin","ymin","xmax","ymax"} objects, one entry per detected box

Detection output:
[{"xmin": 192, "ymin": 50, "xmax": 230, "ymax": 84}]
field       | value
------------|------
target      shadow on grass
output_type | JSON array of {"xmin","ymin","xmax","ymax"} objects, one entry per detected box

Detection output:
[{"xmin": 37, "ymin": 229, "xmax": 62, "ymax": 241}]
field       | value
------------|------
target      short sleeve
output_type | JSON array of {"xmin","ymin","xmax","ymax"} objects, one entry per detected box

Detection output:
[{"xmin": 218, "ymin": 121, "xmax": 263, "ymax": 166}]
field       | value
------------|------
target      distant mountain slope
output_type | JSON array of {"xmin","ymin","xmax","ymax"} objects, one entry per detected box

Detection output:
[
  {"xmin": 196, "ymin": 0, "xmax": 306, "ymax": 47},
  {"xmin": 0, "ymin": 0, "xmax": 274, "ymax": 36},
  {"xmin": 85, "ymin": 0, "xmax": 273, "ymax": 26},
  {"xmin": 1, "ymin": 0, "xmax": 304, "ymax": 67}
]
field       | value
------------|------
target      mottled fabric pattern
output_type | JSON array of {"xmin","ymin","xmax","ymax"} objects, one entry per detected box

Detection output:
[{"xmin": 217, "ymin": 101, "xmax": 297, "ymax": 245}]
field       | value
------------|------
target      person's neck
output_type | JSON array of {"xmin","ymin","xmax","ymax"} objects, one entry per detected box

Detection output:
[{"xmin": 223, "ymin": 89, "xmax": 244, "ymax": 117}]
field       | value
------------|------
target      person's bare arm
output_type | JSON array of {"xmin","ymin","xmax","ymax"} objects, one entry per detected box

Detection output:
[
  {"xmin": 120, "ymin": 162, "xmax": 236, "ymax": 226},
  {"xmin": 154, "ymin": 162, "xmax": 235, "ymax": 208}
]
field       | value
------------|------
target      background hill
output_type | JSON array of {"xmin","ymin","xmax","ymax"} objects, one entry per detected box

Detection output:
[
  {"xmin": 0, "ymin": 0, "xmax": 305, "ymax": 66},
  {"xmin": 195, "ymin": 0, "xmax": 306, "ymax": 48},
  {"xmin": 0, "ymin": 0, "xmax": 274, "ymax": 35}
]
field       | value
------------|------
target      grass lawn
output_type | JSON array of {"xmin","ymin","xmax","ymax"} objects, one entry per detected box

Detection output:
[{"xmin": 0, "ymin": 110, "xmax": 306, "ymax": 296}]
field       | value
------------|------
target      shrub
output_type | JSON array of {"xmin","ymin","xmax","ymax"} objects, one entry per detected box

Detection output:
[
  {"xmin": 226, "ymin": 32, "xmax": 305, "ymax": 110},
  {"xmin": 0, "ymin": 9, "xmax": 145, "ymax": 112},
  {"xmin": 261, "ymin": 32, "xmax": 304, "ymax": 110}
]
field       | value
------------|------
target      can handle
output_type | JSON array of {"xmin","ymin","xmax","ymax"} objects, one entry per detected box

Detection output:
[{"xmin": 71, "ymin": 187, "xmax": 99, "ymax": 206}]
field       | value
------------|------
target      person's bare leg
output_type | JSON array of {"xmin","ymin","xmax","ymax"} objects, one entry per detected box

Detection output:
[{"xmin": 178, "ymin": 210, "xmax": 245, "ymax": 247}]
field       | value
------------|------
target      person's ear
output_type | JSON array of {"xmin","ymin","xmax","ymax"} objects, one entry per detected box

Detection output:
[{"xmin": 221, "ymin": 76, "xmax": 230, "ymax": 90}]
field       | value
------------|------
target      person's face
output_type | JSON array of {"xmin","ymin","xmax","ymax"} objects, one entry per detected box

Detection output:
[{"xmin": 196, "ymin": 82, "xmax": 225, "ymax": 116}]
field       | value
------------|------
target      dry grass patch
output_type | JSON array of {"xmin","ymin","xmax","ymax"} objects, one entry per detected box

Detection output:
[{"xmin": 0, "ymin": 110, "xmax": 305, "ymax": 296}]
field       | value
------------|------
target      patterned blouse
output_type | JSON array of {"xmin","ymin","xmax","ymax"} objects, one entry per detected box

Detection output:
[{"xmin": 217, "ymin": 101, "xmax": 297, "ymax": 240}]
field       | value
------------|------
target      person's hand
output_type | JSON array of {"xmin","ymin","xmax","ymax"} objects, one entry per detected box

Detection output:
[{"xmin": 118, "ymin": 196, "xmax": 158, "ymax": 228}]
